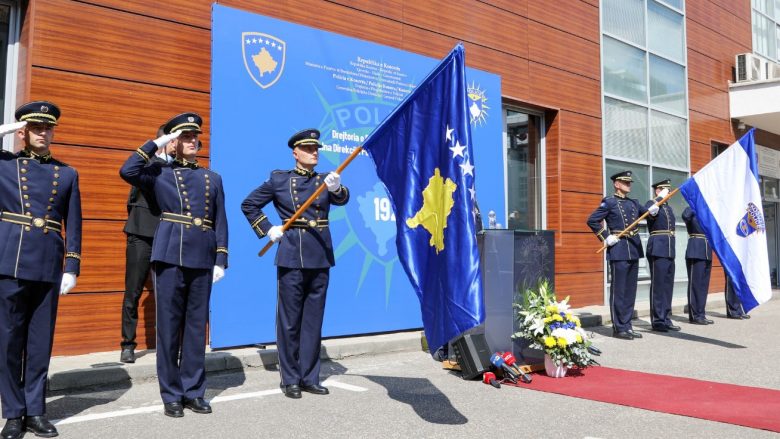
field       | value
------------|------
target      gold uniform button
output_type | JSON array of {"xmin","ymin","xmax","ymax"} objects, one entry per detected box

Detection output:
[
  {"xmin": 54, "ymin": 166, "xmax": 60, "ymax": 170},
  {"xmin": 20, "ymin": 177, "xmax": 26, "ymax": 182},
  {"xmin": 25, "ymin": 212, "xmax": 31, "ymax": 216},
  {"xmin": 205, "ymin": 200, "xmax": 209, "ymax": 204},
  {"xmin": 32, "ymin": 218, "xmax": 45, "ymax": 228},
  {"xmin": 52, "ymin": 190, "xmax": 57, "ymax": 195},
  {"xmin": 49, "ymin": 198, "xmax": 54, "ymax": 202},
  {"xmin": 185, "ymin": 198, "xmax": 189, "ymax": 202},
  {"xmin": 308, "ymin": 220, "xmax": 317, "ymax": 227},
  {"xmin": 186, "ymin": 225, "xmax": 191, "ymax": 229},
  {"xmin": 54, "ymin": 173, "xmax": 59, "ymax": 178},
  {"xmin": 22, "ymin": 160, "xmax": 28, "ymax": 165},
  {"xmin": 47, "ymin": 206, "xmax": 52, "ymax": 211},
  {"xmin": 180, "ymin": 184, "xmax": 186, "ymax": 188},
  {"xmin": 193, "ymin": 218, "xmax": 203, "ymax": 226},
  {"xmin": 178, "ymin": 177, "xmax": 183, "ymax": 181},
  {"xmin": 24, "ymin": 203, "xmax": 30, "ymax": 208},
  {"xmin": 23, "ymin": 195, "xmax": 28, "ymax": 200},
  {"xmin": 182, "ymin": 191, "xmax": 188, "ymax": 195},
  {"xmin": 186, "ymin": 205, "xmax": 191, "ymax": 209},
  {"xmin": 186, "ymin": 212, "xmax": 192, "ymax": 217},
  {"xmin": 24, "ymin": 226, "xmax": 30, "ymax": 232},
  {"xmin": 205, "ymin": 206, "xmax": 209, "ymax": 211},
  {"xmin": 52, "ymin": 181, "xmax": 58, "ymax": 186},
  {"xmin": 43, "ymin": 229, "xmax": 48, "ymax": 234},
  {"xmin": 20, "ymin": 168, "xmax": 26, "ymax": 173}
]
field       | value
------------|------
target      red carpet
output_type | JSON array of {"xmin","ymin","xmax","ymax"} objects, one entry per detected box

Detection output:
[{"xmin": 508, "ymin": 366, "xmax": 780, "ymax": 432}]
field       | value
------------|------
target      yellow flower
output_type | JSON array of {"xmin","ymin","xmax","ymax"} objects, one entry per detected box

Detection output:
[
  {"xmin": 544, "ymin": 336, "xmax": 556, "ymax": 348},
  {"xmin": 553, "ymin": 314, "xmax": 563, "ymax": 322},
  {"xmin": 565, "ymin": 312, "xmax": 573, "ymax": 320},
  {"xmin": 576, "ymin": 334, "xmax": 583, "ymax": 343},
  {"xmin": 557, "ymin": 337, "xmax": 568, "ymax": 348},
  {"xmin": 546, "ymin": 305, "xmax": 558, "ymax": 314}
]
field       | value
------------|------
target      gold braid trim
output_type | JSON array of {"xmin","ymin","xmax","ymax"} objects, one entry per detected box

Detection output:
[
  {"xmin": 135, "ymin": 148, "xmax": 150, "ymax": 162},
  {"xmin": 65, "ymin": 252, "xmax": 81, "ymax": 260},
  {"xmin": 216, "ymin": 247, "xmax": 228, "ymax": 254}
]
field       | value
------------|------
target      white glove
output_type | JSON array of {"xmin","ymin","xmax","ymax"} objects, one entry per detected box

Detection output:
[
  {"xmin": 658, "ymin": 188, "xmax": 670, "ymax": 199},
  {"xmin": 153, "ymin": 130, "xmax": 181, "ymax": 147},
  {"xmin": 0, "ymin": 121, "xmax": 26, "ymax": 136},
  {"xmin": 324, "ymin": 172, "xmax": 341, "ymax": 192},
  {"xmin": 268, "ymin": 225, "xmax": 284, "ymax": 242},
  {"xmin": 605, "ymin": 235, "xmax": 619, "ymax": 247},
  {"xmin": 648, "ymin": 204, "xmax": 660, "ymax": 216},
  {"xmin": 60, "ymin": 272, "xmax": 77, "ymax": 295},
  {"xmin": 212, "ymin": 265, "xmax": 225, "ymax": 283}
]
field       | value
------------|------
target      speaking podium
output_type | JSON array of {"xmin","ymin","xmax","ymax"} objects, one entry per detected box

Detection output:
[{"xmin": 478, "ymin": 229, "xmax": 555, "ymax": 365}]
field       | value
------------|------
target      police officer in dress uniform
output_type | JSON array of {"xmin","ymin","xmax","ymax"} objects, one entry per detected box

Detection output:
[
  {"xmin": 645, "ymin": 179, "xmax": 681, "ymax": 333},
  {"xmin": 587, "ymin": 170, "xmax": 659, "ymax": 340},
  {"xmin": 119, "ymin": 113, "xmax": 228, "ymax": 418},
  {"xmin": 119, "ymin": 125, "xmax": 176, "ymax": 364},
  {"xmin": 725, "ymin": 275, "xmax": 751, "ymax": 319},
  {"xmin": 0, "ymin": 101, "xmax": 81, "ymax": 439},
  {"xmin": 682, "ymin": 207, "xmax": 714, "ymax": 325},
  {"xmin": 241, "ymin": 128, "xmax": 349, "ymax": 399}
]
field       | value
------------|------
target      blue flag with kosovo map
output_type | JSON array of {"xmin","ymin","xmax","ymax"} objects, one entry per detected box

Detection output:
[{"xmin": 362, "ymin": 44, "xmax": 484, "ymax": 351}]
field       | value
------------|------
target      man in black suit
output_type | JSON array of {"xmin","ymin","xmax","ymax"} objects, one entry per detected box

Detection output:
[{"xmin": 119, "ymin": 125, "xmax": 176, "ymax": 364}]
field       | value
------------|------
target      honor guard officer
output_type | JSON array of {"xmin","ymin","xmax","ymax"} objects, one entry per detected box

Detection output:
[
  {"xmin": 587, "ymin": 170, "xmax": 658, "ymax": 340},
  {"xmin": 120, "ymin": 113, "xmax": 228, "ymax": 418},
  {"xmin": 682, "ymin": 207, "xmax": 714, "ymax": 325},
  {"xmin": 645, "ymin": 179, "xmax": 680, "ymax": 333},
  {"xmin": 0, "ymin": 101, "xmax": 81, "ymax": 439},
  {"xmin": 241, "ymin": 128, "xmax": 349, "ymax": 399},
  {"xmin": 120, "ymin": 125, "xmax": 176, "ymax": 364}
]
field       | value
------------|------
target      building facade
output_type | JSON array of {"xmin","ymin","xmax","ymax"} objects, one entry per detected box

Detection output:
[{"xmin": 0, "ymin": 0, "xmax": 761, "ymax": 355}]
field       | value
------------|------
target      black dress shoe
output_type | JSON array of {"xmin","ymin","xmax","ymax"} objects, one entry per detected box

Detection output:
[
  {"xmin": 282, "ymin": 384, "xmax": 301, "ymax": 399},
  {"xmin": 741, "ymin": 314, "xmax": 751, "ymax": 319},
  {"xmin": 1, "ymin": 418, "xmax": 23, "ymax": 439},
  {"xmin": 705, "ymin": 318, "xmax": 714, "ymax": 324},
  {"xmin": 613, "ymin": 331, "xmax": 633, "ymax": 340},
  {"xmin": 666, "ymin": 324, "xmax": 682, "ymax": 331},
  {"xmin": 727, "ymin": 314, "xmax": 744, "ymax": 319},
  {"xmin": 689, "ymin": 318, "xmax": 709, "ymax": 325},
  {"xmin": 163, "ymin": 402, "xmax": 184, "ymax": 418},
  {"xmin": 651, "ymin": 324, "xmax": 668, "ymax": 332},
  {"xmin": 120, "ymin": 348, "xmax": 135, "ymax": 364},
  {"xmin": 24, "ymin": 415, "xmax": 58, "ymax": 438},
  {"xmin": 183, "ymin": 397, "xmax": 212, "ymax": 414},
  {"xmin": 301, "ymin": 384, "xmax": 329, "ymax": 395},
  {"xmin": 627, "ymin": 329, "xmax": 642, "ymax": 339}
]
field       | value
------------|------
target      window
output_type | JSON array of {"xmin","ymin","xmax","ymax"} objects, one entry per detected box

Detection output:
[
  {"xmin": 601, "ymin": 0, "xmax": 689, "ymax": 302},
  {"xmin": 753, "ymin": 0, "xmax": 780, "ymax": 61},
  {"xmin": 504, "ymin": 108, "xmax": 543, "ymax": 230},
  {"xmin": 0, "ymin": 1, "xmax": 19, "ymax": 151}
]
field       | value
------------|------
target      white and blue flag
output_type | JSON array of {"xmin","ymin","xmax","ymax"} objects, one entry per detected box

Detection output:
[{"xmin": 679, "ymin": 129, "xmax": 772, "ymax": 312}]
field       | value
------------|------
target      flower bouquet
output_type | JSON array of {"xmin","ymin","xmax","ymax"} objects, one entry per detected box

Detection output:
[{"xmin": 512, "ymin": 280, "xmax": 595, "ymax": 375}]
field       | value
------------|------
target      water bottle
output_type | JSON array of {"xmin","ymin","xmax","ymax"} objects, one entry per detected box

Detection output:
[{"xmin": 488, "ymin": 210, "xmax": 497, "ymax": 229}]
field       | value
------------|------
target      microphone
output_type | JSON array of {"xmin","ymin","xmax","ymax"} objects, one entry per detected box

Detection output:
[
  {"xmin": 490, "ymin": 353, "xmax": 518, "ymax": 384},
  {"xmin": 500, "ymin": 351, "xmax": 532, "ymax": 384},
  {"xmin": 482, "ymin": 372, "xmax": 501, "ymax": 388},
  {"xmin": 588, "ymin": 345, "xmax": 602, "ymax": 356}
]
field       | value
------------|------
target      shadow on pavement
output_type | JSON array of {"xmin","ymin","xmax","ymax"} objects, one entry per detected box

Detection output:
[
  {"xmin": 47, "ymin": 368, "xmax": 132, "ymax": 420},
  {"xmin": 206, "ymin": 353, "xmax": 247, "ymax": 400},
  {"xmin": 588, "ymin": 321, "xmax": 747, "ymax": 349}
]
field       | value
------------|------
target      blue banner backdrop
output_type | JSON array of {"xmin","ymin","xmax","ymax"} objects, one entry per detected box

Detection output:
[{"xmin": 210, "ymin": 4, "xmax": 504, "ymax": 348}]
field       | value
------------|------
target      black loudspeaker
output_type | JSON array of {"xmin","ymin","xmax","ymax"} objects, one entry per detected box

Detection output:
[{"xmin": 452, "ymin": 333, "xmax": 492, "ymax": 380}]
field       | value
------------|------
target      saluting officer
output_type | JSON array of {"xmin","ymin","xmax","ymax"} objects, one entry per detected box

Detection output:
[
  {"xmin": 587, "ymin": 170, "xmax": 658, "ymax": 340},
  {"xmin": 119, "ymin": 124, "xmax": 176, "ymax": 364},
  {"xmin": 120, "ymin": 113, "xmax": 228, "ymax": 418},
  {"xmin": 241, "ymin": 128, "xmax": 349, "ymax": 399},
  {"xmin": 645, "ymin": 179, "xmax": 680, "ymax": 333},
  {"xmin": 0, "ymin": 101, "xmax": 81, "ymax": 439},
  {"xmin": 682, "ymin": 207, "xmax": 714, "ymax": 325}
]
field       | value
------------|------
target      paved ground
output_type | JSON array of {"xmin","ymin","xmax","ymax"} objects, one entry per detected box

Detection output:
[{"xmin": 40, "ymin": 299, "xmax": 780, "ymax": 438}]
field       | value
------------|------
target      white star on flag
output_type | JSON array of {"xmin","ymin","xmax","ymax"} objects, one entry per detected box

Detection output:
[
  {"xmin": 450, "ymin": 140, "xmax": 466, "ymax": 158},
  {"xmin": 460, "ymin": 158, "xmax": 474, "ymax": 177},
  {"xmin": 469, "ymin": 186, "xmax": 476, "ymax": 200},
  {"xmin": 446, "ymin": 125, "xmax": 454, "ymax": 143}
]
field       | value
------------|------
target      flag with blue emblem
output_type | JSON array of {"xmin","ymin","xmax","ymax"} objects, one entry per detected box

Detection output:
[
  {"xmin": 362, "ymin": 44, "xmax": 484, "ymax": 351},
  {"xmin": 679, "ymin": 129, "xmax": 772, "ymax": 312}
]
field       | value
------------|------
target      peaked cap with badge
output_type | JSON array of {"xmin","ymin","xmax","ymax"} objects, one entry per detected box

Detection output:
[
  {"xmin": 163, "ymin": 112, "xmax": 202, "ymax": 134},
  {"xmin": 287, "ymin": 128, "xmax": 321, "ymax": 149},
  {"xmin": 15, "ymin": 100, "xmax": 60, "ymax": 125}
]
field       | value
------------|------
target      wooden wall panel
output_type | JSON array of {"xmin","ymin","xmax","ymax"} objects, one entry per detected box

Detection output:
[
  {"xmin": 690, "ymin": 140, "xmax": 711, "ymax": 174},
  {"xmin": 560, "ymin": 150, "xmax": 602, "ymax": 194},
  {"xmin": 33, "ymin": 0, "xmax": 211, "ymax": 92},
  {"xmin": 687, "ymin": 49, "xmax": 732, "ymax": 92},
  {"xmin": 708, "ymin": 0, "xmax": 751, "ymax": 24},
  {"xmin": 479, "ymin": 0, "xmax": 528, "ymax": 17},
  {"xmin": 555, "ymin": 271, "xmax": 603, "ymax": 307},
  {"xmin": 689, "ymin": 110, "xmax": 733, "ymax": 147},
  {"xmin": 401, "ymin": 0, "xmax": 528, "ymax": 58},
  {"xmin": 29, "ymin": 68, "xmax": 210, "ymax": 152},
  {"xmin": 466, "ymin": 44, "xmax": 529, "ymax": 101},
  {"xmin": 686, "ymin": 19, "xmax": 750, "ymax": 66},
  {"xmin": 528, "ymin": 21, "xmax": 600, "ymax": 81},
  {"xmin": 561, "ymin": 191, "xmax": 603, "ymax": 233},
  {"xmin": 559, "ymin": 111, "xmax": 601, "ymax": 155},
  {"xmin": 75, "ymin": 219, "xmax": 127, "ymax": 293},
  {"xmin": 529, "ymin": 62, "xmax": 600, "ymax": 117},
  {"xmin": 53, "ymin": 145, "xmax": 134, "ymax": 221},
  {"xmin": 527, "ymin": 0, "xmax": 599, "ymax": 43},
  {"xmin": 686, "ymin": 0, "xmax": 752, "ymax": 48},
  {"xmin": 327, "ymin": 0, "xmax": 405, "ymax": 22},
  {"xmin": 555, "ymin": 232, "xmax": 603, "ymax": 274},
  {"xmin": 688, "ymin": 80, "xmax": 730, "ymax": 120},
  {"xmin": 54, "ymin": 291, "xmax": 156, "ymax": 355}
]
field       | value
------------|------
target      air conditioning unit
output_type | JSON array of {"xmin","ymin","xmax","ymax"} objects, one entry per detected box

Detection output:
[
  {"xmin": 736, "ymin": 53, "xmax": 767, "ymax": 82},
  {"xmin": 768, "ymin": 61, "xmax": 780, "ymax": 80}
]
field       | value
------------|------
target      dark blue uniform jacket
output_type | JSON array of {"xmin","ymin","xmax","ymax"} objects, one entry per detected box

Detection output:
[
  {"xmin": 682, "ymin": 207, "xmax": 711, "ymax": 260},
  {"xmin": 587, "ymin": 194, "xmax": 647, "ymax": 261},
  {"xmin": 645, "ymin": 197, "xmax": 676, "ymax": 258}
]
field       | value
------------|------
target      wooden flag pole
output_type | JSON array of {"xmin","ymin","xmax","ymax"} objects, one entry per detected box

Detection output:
[
  {"xmin": 595, "ymin": 187, "xmax": 680, "ymax": 254},
  {"xmin": 258, "ymin": 146, "xmax": 364, "ymax": 257}
]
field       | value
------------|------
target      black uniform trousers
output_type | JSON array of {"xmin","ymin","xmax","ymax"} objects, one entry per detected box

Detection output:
[
  {"xmin": 0, "ymin": 276, "xmax": 58, "ymax": 418},
  {"xmin": 122, "ymin": 234, "xmax": 153, "ymax": 349},
  {"xmin": 724, "ymin": 276, "xmax": 746, "ymax": 317},
  {"xmin": 277, "ymin": 267, "xmax": 328, "ymax": 387},
  {"xmin": 609, "ymin": 260, "xmax": 638, "ymax": 332},
  {"xmin": 649, "ymin": 256, "xmax": 675, "ymax": 327},
  {"xmin": 153, "ymin": 262, "xmax": 211, "ymax": 404},
  {"xmin": 686, "ymin": 258, "xmax": 711, "ymax": 320}
]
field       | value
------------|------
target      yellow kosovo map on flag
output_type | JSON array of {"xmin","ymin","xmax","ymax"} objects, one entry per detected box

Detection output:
[{"xmin": 405, "ymin": 168, "xmax": 456, "ymax": 253}]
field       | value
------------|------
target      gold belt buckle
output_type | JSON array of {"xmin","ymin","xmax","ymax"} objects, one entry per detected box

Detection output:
[
  {"xmin": 308, "ymin": 220, "xmax": 317, "ymax": 227},
  {"xmin": 193, "ymin": 217, "xmax": 203, "ymax": 226},
  {"xmin": 32, "ymin": 218, "xmax": 45, "ymax": 228}
]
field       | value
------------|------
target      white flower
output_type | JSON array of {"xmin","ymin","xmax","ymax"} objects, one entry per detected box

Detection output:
[
  {"xmin": 551, "ymin": 328, "xmax": 579, "ymax": 344},
  {"xmin": 530, "ymin": 318, "xmax": 545, "ymax": 336},
  {"xmin": 575, "ymin": 326, "xmax": 588, "ymax": 340},
  {"xmin": 556, "ymin": 299, "xmax": 570, "ymax": 313}
]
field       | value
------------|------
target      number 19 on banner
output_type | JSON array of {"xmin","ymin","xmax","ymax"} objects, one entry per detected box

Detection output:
[{"xmin": 374, "ymin": 197, "xmax": 396, "ymax": 222}]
